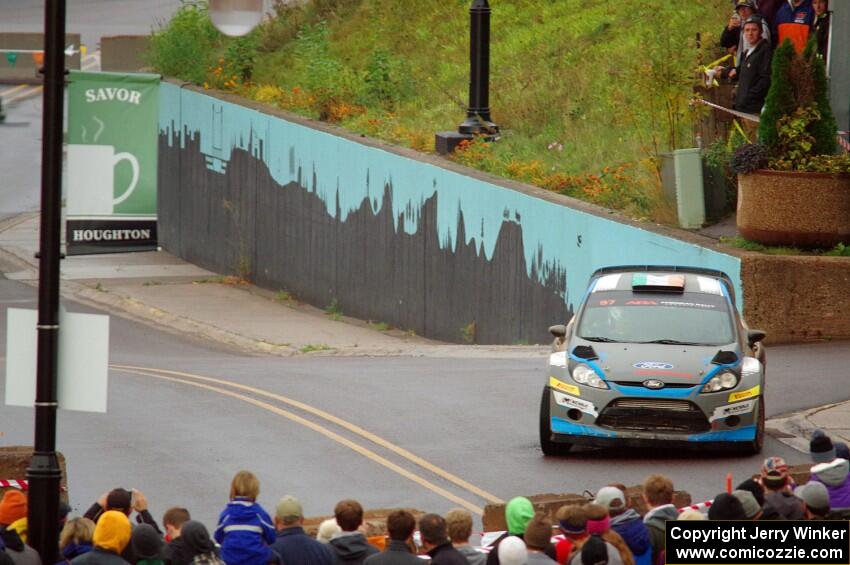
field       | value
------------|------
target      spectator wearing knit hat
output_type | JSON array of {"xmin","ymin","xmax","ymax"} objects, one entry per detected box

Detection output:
[
  {"xmin": 580, "ymin": 536, "xmax": 609, "ymax": 565},
  {"xmin": 522, "ymin": 513, "xmax": 556, "ymax": 565},
  {"xmin": 809, "ymin": 458, "xmax": 850, "ymax": 509},
  {"xmin": 595, "ymin": 488, "xmax": 649, "ymax": 565},
  {"xmin": 641, "ymin": 475, "xmax": 676, "ymax": 565},
  {"xmin": 269, "ymin": 496, "xmax": 333, "ymax": 565},
  {"xmin": 810, "ymin": 430, "xmax": 837, "ymax": 464},
  {"xmin": 58, "ymin": 518, "xmax": 95, "ymax": 565},
  {"xmin": 363, "ymin": 510, "xmax": 419, "ymax": 565},
  {"xmin": 735, "ymin": 479, "xmax": 779, "ymax": 520},
  {"xmin": 794, "ymin": 482, "xmax": 831, "ymax": 520},
  {"xmin": 131, "ymin": 524, "xmax": 166, "ymax": 565},
  {"xmin": 486, "ymin": 498, "xmax": 534, "ymax": 565},
  {"xmin": 445, "ymin": 509, "xmax": 486, "ymax": 565},
  {"xmin": 675, "ymin": 510, "xmax": 705, "ymax": 521},
  {"xmin": 0, "ymin": 490, "xmax": 40, "ymax": 565},
  {"xmin": 569, "ymin": 505, "xmax": 632, "ymax": 565},
  {"xmin": 732, "ymin": 491, "xmax": 762, "ymax": 520},
  {"xmin": 71, "ymin": 510, "xmax": 132, "ymax": 565},
  {"xmin": 316, "ymin": 520, "xmax": 341, "ymax": 545},
  {"xmin": 550, "ymin": 505, "xmax": 587, "ymax": 565},
  {"xmin": 419, "ymin": 514, "xmax": 466, "ymax": 565},
  {"xmin": 707, "ymin": 494, "xmax": 747, "ymax": 521},
  {"xmin": 760, "ymin": 456, "xmax": 804, "ymax": 520},
  {"xmin": 497, "ymin": 537, "xmax": 527, "ymax": 565}
]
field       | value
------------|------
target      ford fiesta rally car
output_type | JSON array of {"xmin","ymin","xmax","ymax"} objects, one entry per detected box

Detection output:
[{"xmin": 540, "ymin": 266, "xmax": 767, "ymax": 455}]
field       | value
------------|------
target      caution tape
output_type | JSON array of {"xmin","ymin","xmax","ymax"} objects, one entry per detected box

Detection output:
[
  {"xmin": 0, "ymin": 480, "xmax": 28, "ymax": 490},
  {"xmin": 0, "ymin": 479, "xmax": 67, "ymax": 491},
  {"xmin": 696, "ymin": 99, "xmax": 850, "ymax": 152}
]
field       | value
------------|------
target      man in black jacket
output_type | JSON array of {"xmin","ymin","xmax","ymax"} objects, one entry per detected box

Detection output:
[
  {"xmin": 716, "ymin": 15, "xmax": 773, "ymax": 115},
  {"xmin": 363, "ymin": 510, "xmax": 420, "ymax": 565},
  {"xmin": 420, "ymin": 514, "xmax": 466, "ymax": 565}
]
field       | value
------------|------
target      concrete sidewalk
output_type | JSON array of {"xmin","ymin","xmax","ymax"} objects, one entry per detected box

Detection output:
[{"xmin": 0, "ymin": 212, "xmax": 847, "ymax": 454}]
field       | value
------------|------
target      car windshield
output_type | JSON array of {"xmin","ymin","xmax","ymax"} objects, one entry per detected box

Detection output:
[{"xmin": 577, "ymin": 290, "xmax": 735, "ymax": 345}]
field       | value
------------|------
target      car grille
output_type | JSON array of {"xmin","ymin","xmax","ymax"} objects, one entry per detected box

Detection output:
[
  {"xmin": 596, "ymin": 398, "xmax": 710, "ymax": 433},
  {"xmin": 612, "ymin": 381, "xmax": 695, "ymax": 389}
]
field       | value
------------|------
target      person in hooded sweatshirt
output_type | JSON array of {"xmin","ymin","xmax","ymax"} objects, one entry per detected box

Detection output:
[
  {"xmin": 57, "ymin": 518, "xmax": 95, "ymax": 565},
  {"xmin": 0, "ymin": 490, "xmax": 41, "ymax": 565},
  {"xmin": 71, "ymin": 510, "xmax": 132, "ymax": 565},
  {"xmin": 131, "ymin": 525, "xmax": 166, "ymax": 565},
  {"xmin": 595, "ymin": 488, "xmax": 649, "ymax": 565},
  {"xmin": 641, "ymin": 476, "xmax": 677, "ymax": 565},
  {"xmin": 810, "ymin": 458, "xmax": 850, "ymax": 510},
  {"xmin": 328, "ymin": 499, "xmax": 378, "ymax": 565},
  {"xmin": 177, "ymin": 521, "xmax": 223, "ymax": 565},
  {"xmin": 214, "ymin": 471, "xmax": 276, "ymax": 565},
  {"xmin": 486, "ymin": 498, "xmax": 535, "ymax": 565}
]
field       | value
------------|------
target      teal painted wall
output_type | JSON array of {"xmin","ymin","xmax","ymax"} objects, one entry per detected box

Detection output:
[{"xmin": 158, "ymin": 83, "xmax": 742, "ymax": 341}]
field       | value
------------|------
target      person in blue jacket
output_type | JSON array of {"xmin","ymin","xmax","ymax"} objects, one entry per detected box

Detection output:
[
  {"xmin": 595, "ymin": 487, "xmax": 651, "ymax": 565},
  {"xmin": 214, "ymin": 471, "xmax": 277, "ymax": 565}
]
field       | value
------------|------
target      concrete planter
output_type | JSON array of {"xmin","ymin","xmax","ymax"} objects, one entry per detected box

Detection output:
[{"xmin": 737, "ymin": 169, "xmax": 850, "ymax": 247}]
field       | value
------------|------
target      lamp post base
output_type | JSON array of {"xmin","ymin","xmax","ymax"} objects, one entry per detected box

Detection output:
[{"xmin": 435, "ymin": 131, "xmax": 500, "ymax": 155}]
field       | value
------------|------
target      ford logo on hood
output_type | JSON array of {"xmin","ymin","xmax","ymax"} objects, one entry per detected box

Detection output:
[
  {"xmin": 643, "ymin": 379, "xmax": 665, "ymax": 389},
  {"xmin": 634, "ymin": 361, "xmax": 674, "ymax": 370}
]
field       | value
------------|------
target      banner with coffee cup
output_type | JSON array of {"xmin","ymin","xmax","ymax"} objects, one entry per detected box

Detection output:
[{"xmin": 66, "ymin": 71, "xmax": 160, "ymax": 254}]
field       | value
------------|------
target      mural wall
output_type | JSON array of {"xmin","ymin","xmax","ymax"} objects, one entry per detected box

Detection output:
[{"xmin": 158, "ymin": 83, "xmax": 742, "ymax": 344}]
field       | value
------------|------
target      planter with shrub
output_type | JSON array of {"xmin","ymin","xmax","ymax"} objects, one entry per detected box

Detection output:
[{"xmin": 734, "ymin": 39, "xmax": 850, "ymax": 247}]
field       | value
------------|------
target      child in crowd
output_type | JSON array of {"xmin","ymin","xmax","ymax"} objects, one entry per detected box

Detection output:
[{"xmin": 214, "ymin": 470, "xmax": 276, "ymax": 565}]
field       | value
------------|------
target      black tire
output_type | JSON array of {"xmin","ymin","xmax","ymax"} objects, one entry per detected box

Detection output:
[
  {"xmin": 742, "ymin": 397, "xmax": 765, "ymax": 455},
  {"xmin": 539, "ymin": 387, "xmax": 572, "ymax": 456}
]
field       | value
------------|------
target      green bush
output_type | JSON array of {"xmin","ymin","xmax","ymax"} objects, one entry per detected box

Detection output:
[
  {"xmin": 147, "ymin": 1, "xmax": 220, "ymax": 84},
  {"xmin": 759, "ymin": 40, "xmax": 795, "ymax": 149}
]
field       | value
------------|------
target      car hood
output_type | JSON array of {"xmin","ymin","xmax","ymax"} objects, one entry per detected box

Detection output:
[{"xmin": 572, "ymin": 341, "xmax": 739, "ymax": 385}]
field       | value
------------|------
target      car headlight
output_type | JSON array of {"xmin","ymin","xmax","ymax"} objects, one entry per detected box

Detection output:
[
  {"xmin": 701, "ymin": 371, "xmax": 739, "ymax": 393},
  {"xmin": 571, "ymin": 364, "xmax": 609, "ymax": 390}
]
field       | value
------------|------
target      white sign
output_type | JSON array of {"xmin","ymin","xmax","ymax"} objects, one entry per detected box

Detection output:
[{"xmin": 5, "ymin": 308, "xmax": 109, "ymax": 413}]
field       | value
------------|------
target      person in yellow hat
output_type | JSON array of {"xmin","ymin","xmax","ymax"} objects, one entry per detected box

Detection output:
[{"xmin": 71, "ymin": 511, "xmax": 132, "ymax": 565}]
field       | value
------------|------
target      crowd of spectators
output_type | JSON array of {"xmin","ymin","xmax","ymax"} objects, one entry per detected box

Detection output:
[
  {"xmin": 713, "ymin": 0, "xmax": 831, "ymax": 118},
  {"xmin": 0, "ymin": 431, "xmax": 849, "ymax": 565}
]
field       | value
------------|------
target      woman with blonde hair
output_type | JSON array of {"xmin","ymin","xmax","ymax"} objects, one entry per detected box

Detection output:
[{"xmin": 57, "ymin": 517, "xmax": 95, "ymax": 564}]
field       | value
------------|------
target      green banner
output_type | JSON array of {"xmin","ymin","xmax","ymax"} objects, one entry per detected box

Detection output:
[{"xmin": 66, "ymin": 70, "xmax": 159, "ymax": 218}]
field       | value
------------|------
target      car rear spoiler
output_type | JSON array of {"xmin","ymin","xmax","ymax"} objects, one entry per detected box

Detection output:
[{"xmin": 590, "ymin": 265, "xmax": 737, "ymax": 305}]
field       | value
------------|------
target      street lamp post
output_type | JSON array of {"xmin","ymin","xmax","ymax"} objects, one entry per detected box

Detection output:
[
  {"xmin": 27, "ymin": 0, "xmax": 67, "ymax": 562},
  {"xmin": 436, "ymin": 0, "xmax": 500, "ymax": 155}
]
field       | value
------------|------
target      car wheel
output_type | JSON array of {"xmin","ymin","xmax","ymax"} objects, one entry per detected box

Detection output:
[
  {"xmin": 539, "ymin": 387, "xmax": 572, "ymax": 456},
  {"xmin": 742, "ymin": 397, "xmax": 765, "ymax": 455}
]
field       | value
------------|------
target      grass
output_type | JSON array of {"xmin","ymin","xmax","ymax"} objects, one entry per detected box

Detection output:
[
  {"xmin": 148, "ymin": 0, "xmax": 731, "ymax": 224},
  {"xmin": 720, "ymin": 236, "xmax": 850, "ymax": 257},
  {"xmin": 368, "ymin": 321, "xmax": 390, "ymax": 332},
  {"xmin": 460, "ymin": 321, "xmax": 476, "ymax": 344},
  {"xmin": 300, "ymin": 343, "xmax": 332, "ymax": 353},
  {"xmin": 325, "ymin": 298, "xmax": 343, "ymax": 321},
  {"xmin": 275, "ymin": 289, "xmax": 296, "ymax": 306}
]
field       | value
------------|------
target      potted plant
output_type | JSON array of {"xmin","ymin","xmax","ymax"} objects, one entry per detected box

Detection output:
[{"xmin": 733, "ymin": 38, "xmax": 850, "ymax": 247}]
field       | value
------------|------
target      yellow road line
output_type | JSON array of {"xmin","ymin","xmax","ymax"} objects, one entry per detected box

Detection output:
[
  {"xmin": 1, "ymin": 84, "xmax": 30, "ymax": 98},
  {"xmin": 3, "ymin": 85, "xmax": 42, "ymax": 105},
  {"xmin": 114, "ymin": 366, "xmax": 485, "ymax": 515},
  {"xmin": 112, "ymin": 363, "xmax": 504, "ymax": 505}
]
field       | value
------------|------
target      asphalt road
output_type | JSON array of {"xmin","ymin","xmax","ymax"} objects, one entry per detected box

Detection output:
[{"xmin": 1, "ymin": 277, "xmax": 848, "ymax": 532}]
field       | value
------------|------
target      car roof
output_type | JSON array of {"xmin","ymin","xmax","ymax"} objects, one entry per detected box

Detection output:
[{"xmin": 588, "ymin": 267, "xmax": 731, "ymax": 299}]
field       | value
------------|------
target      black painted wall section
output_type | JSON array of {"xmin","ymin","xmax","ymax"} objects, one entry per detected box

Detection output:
[{"xmin": 158, "ymin": 129, "xmax": 572, "ymax": 344}]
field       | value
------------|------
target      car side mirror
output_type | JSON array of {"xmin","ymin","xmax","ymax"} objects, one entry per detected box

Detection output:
[
  {"xmin": 748, "ymin": 329, "xmax": 766, "ymax": 346},
  {"xmin": 549, "ymin": 324, "xmax": 567, "ymax": 338}
]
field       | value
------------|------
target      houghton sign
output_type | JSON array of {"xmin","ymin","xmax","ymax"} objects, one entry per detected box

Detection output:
[{"xmin": 65, "ymin": 70, "xmax": 160, "ymax": 255}]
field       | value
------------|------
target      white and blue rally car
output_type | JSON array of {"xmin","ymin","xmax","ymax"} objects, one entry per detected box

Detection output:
[{"xmin": 540, "ymin": 266, "xmax": 767, "ymax": 455}]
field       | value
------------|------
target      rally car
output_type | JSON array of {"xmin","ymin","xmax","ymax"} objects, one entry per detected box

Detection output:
[{"xmin": 540, "ymin": 266, "xmax": 767, "ymax": 455}]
